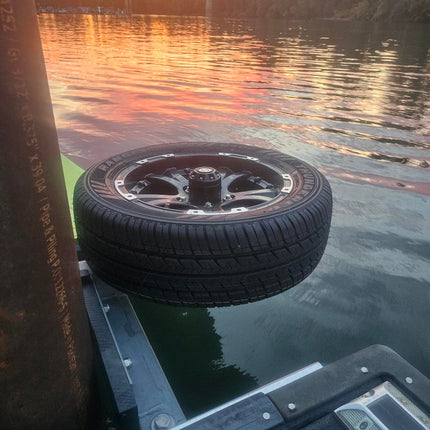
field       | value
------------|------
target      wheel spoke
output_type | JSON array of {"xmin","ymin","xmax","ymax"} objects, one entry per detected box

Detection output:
[
  {"xmin": 232, "ymin": 189, "xmax": 277, "ymax": 200},
  {"xmin": 135, "ymin": 193, "xmax": 200, "ymax": 210},
  {"xmin": 221, "ymin": 171, "xmax": 251, "ymax": 190},
  {"xmin": 144, "ymin": 173, "xmax": 185, "ymax": 193},
  {"xmin": 145, "ymin": 169, "xmax": 188, "ymax": 188},
  {"xmin": 168, "ymin": 171, "xmax": 189, "ymax": 185},
  {"xmin": 135, "ymin": 193, "xmax": 181, "ymax": 205}
]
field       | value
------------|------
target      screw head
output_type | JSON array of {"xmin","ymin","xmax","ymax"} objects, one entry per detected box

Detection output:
[
  {"xmin": 123, "ymin": 358, "xmax": 132, "ymax": 368},
  {"xmin": 405, "ymin": 377, "xmax": 413, "ymax": 384},
  {"xmin": 360, "ymin": 367, "xmax": 369, "ymax": 374},
  {"xmin": 262, "ymin": 412, "xmax": 271, "ymax": 420},
  {"xmin": 288, "ymin": 403, "xmax": 296, "ymax": 411},
  {"xmin": 151, "ymin": 413, "xmax": 175, "ymax": 430}
]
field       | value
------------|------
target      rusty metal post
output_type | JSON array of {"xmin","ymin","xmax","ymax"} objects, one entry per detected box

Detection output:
[{"xmin": 0, "ymin": 1, "xmax": 94, "ymax": 428}]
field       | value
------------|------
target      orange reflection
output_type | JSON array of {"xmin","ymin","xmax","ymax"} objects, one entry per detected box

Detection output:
[
  {"xmin": 38, "ymin": 14, "xmax": 429, "ymax": 173},
  {"xmin": 39, "ymin": 14, "xmax": 262, "ymax": 129}
]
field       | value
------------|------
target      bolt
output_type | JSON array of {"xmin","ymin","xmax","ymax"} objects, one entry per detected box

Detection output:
[
  {"xmin": 151, "ymin": 413, "xmax": 175, "ymax": 430},
  {"xmin": 262, "ymin": 412, "xmax": 271, "ymax": 420},
  {"xmin": 364, "ymin": 390, "xmax": 375, "ymax": 398},
  {"xmin": 103, "ymin": 305, "xmax": 110, "ymax": 313},
  {"xmin": 204, "ymin": 202, "xmax": 212, "ymax": 208},
  {"xmin": 361, "ymin": 367, "xmax": 369, "ymax": 374},
  {"xmin": 288, "ymin": 403, "xmax": 296, "ymax": 411},
  {"xmin": 405, "ymin": 377, "xmax": 413, "ymax": 384},
  {"xmin": 123, "ymin": 358, "xmax": 132, "ymax": 368}
]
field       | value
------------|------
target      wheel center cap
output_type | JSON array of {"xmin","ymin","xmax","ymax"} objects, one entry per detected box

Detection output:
[{"xmin": 195, "ymin": 167, "xmax": 215, "ymax": 174}]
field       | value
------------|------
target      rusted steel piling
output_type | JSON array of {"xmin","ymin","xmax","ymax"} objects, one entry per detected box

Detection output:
[{"xmin": 0, "ymin": 1, "xmax": 94, "ymax": 428}]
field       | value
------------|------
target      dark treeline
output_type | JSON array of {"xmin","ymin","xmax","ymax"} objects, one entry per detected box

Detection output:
[
  {"xmin": 135, "ymin": 0, "xmax": 204, "ymax": 15},
  {"xmin": 212, "ymin": 0, "xmax": 430, "ymax": 22},
  {"xmin": 37, "ymin": 0, "xmax": 430, "ymax": 22},
  {"xmin": 37, "ymin": 0, "xmax": 123, "ymax": 7},
  {"xmin": 36, "ymin": 0, "xmax": 205, "ymax": 15}
]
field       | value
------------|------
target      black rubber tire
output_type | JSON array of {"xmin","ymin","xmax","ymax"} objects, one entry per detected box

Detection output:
[{"xmin": 74, "ymin": 142, "xmax": 332, "ymax": 307}]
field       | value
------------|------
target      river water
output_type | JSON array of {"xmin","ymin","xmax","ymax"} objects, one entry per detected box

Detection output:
[{"xmin": 38, "ymin": 14, "xmax": 430, "ymax": 417}]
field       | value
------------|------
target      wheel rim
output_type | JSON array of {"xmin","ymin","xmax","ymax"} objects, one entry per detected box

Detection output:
[{"xmin": 113, "ymin": 152, "xmax": 294, "ymax": 214}]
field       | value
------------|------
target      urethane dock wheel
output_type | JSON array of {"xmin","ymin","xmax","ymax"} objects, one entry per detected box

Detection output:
[{"xmin": 74, "ymin": 142, "xmax": 332, "ymax": 307}]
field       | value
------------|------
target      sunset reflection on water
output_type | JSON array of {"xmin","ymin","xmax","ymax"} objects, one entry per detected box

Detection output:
[{"xmin": 39, "ymin": 15, "xmax": 429, "ymax": 192}]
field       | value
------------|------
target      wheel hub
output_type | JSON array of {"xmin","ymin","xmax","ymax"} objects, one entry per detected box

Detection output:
[{"xmin": 188, "ymin": 166, "xmax": 222, "ymax": 206}]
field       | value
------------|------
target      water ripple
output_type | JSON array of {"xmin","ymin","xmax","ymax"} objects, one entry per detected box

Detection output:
[{"xmin": 38, "ymin": 14, "xmax": 429, "ymax": 192}]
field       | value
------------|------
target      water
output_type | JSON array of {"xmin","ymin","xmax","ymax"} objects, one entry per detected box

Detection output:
[{"xmin": 38, "ymin": 14, "xmax": 430, "ymax": 418}]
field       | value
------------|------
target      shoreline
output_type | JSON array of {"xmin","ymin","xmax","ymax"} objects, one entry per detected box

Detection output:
[
  {"xmin": 37, "ymin": 6, "xmax": 127, "ymax": 15},
  {"xmin": 36, "ymin": 8, "xmax": 430, "ymax": 23}
]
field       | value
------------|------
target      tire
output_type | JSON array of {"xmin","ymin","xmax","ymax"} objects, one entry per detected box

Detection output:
[{"xmin": 74, "ymin": 142, "xmax": 332, "ymax": 307}]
